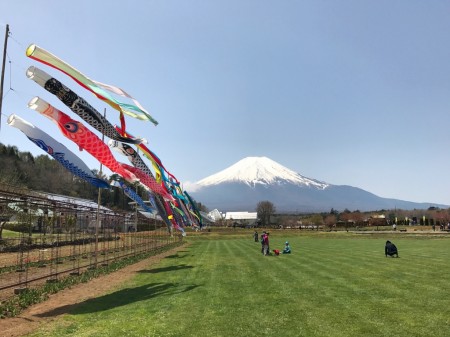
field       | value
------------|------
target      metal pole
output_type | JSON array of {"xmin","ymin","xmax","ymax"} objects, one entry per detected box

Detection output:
[
  {"xmin": 0, "ymin": 24, "xmax": 10, "ymax": 132},
  {"xmin": 95, "ymin": 108, "xmax": 106, "ymax": 267}
]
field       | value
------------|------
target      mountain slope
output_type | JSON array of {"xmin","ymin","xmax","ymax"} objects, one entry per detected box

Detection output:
[
  {"xmin": 197, "ymin": 157, "xmax": 328, "ymax": 189},
  {"xmin": 189, "ymin": 157, "xmax": 447, "ymax": 212}
]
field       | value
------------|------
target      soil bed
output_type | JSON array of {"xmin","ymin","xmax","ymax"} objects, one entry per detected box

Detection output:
[{"xmin": 0, "ymin": 244, "xmax": 187, "ymax": 337}]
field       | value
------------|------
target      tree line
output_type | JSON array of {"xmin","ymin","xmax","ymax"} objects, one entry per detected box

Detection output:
[{"xmin": 256, "ymin": 200, "xmax": 450, "ymax": 229}]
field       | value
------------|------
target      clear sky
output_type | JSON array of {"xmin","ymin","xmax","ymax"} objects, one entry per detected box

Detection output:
[{"xmin": 1, "ymin": 0, "xmax": 450, "ymax": 206}]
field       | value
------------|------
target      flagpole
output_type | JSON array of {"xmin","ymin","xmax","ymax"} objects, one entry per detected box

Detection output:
[
  {"xmin": 0, "ymin": 24, "xmax": 10, "ymax": 133},
  {"xmin": 95, "ymin": 108, "xmax": 106, "ymax": 267}
]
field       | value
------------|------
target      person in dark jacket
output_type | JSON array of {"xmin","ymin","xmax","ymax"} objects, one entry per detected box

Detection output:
[
  {"xmin": 254, "ymin": 231, "xmax": 258, "ymax": 242},
  {"xmin": 385, "ymin": 240, "xmax": 399, "ymax": 257},
  {"xmin": 260, "ymin": 231, "xmax": 266, "ymax": 254}
]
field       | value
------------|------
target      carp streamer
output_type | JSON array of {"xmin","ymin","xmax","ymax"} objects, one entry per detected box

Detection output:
[
  {"xmin": 111, "ymin": 181, "xmax": 155, "ymax": 214},
  {"xmin": 7, "ymin": 114, "xmax": 109, "ymax": 189},
  {"xmin": 26, "ymin": 44, "xmax": 158, "ymax": 125},
  {"xmin": 26, "ymin": 66, "xmax": 144, "ymax": 145},
  {"xmin": 28, "ymin": 96, "xmax": 137, "ymax": 183},
  {"xmin": 109, "ymin": 140, "xmax": 174, "ymax": 201},
  {"xmin": 20, "ymin": 43, "xmax": 203, "ymax": 234},
  {"xmin": 108, "ymin": 141, "xmax": 182, "ymax": 230}
]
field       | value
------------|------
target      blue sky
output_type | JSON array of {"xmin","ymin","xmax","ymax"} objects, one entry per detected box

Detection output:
[{"xmin": 1, "ymin": 0, "xmax": 450, "ymax": 206}]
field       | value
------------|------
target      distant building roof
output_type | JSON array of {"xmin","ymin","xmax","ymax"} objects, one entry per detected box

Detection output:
[
  {"xmin": 44, "ymin": 193, "xmax": 111, "ymax": 212},
  {"xmin": 200, "ymin": 211, "xmax": 216, "ymax": 223},
  {"xmin": 224, "ymin": 212, "xmax": 257, "ymax": 220},
  {"xmin": 208, "ymin": 209, "xmax": 223, "ymax": 221}
]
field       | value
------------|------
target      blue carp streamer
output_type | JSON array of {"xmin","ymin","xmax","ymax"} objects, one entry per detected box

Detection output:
[{"xmin": 8, "ymin": 114, "xmax": 109, "ymax": 189}]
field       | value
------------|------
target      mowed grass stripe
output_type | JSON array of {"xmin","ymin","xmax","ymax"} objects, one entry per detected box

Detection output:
[
  {"xmin": 268, "ymin": 240, "xmax": 389, "ymax": 336},
  {"xmin": 282, "ymin": 236, "xmax": 450, "ymax": 335},
  {"xmin": 220, "ymin": 239, "xmax": 319, "ymax": 336},
  {"xmin": 30, "ymin": 235, "xmax": 450, "ymax": 337},
  {"xmin": 215, "ymin": 239, "xmax": 383, "ymax": 336}
]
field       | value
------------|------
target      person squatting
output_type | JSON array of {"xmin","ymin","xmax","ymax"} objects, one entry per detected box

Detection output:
[{"xmin": 385, "ymin": 240, "xmax": 399, "ymax": 258}]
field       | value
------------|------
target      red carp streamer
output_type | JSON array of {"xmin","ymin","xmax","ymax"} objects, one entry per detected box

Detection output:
[
  {"xmin": 120, "ymin": 163, "xmax": 175, "ymax": 201},
  {"xmin": 28, "ymin": 97, "xmax": 137, "ymax": 183}
]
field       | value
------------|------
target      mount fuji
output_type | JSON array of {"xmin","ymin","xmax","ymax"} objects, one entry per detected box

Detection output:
[{"xmin": 189, "ymin": 157, "xmax": 446, "ymax": 212}]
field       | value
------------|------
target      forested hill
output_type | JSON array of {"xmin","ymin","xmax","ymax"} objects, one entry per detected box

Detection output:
[{"xmin": 0, "ymin": 143, "xmax": 132, "ymax": 210}]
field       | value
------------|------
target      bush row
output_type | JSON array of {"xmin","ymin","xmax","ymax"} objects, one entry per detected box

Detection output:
[
  {"xmin": 0, "ymin": 236, "xmax": 119, "ymax": 253},
  {"xmin": 0, "ymin": 241, "xmax": 183, "ymax": 318}
]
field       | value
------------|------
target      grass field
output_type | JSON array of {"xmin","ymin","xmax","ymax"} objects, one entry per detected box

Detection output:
[
  {"xmin": 1, "ymin": 229, "xmax": 22, "ymax": 238},
  {"xmin": 29, "ymin": 231, "xmax": 450, "ymax": 337}
]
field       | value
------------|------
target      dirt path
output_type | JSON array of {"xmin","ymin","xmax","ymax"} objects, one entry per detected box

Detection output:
[{"xmin": 0, "ymin": 244, "xmax": 187, "ymax": 337}]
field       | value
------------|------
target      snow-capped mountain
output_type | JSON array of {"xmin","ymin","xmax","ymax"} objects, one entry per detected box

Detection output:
[
  {"xmin": 189, "ymin": 157, "xmax": 447, "ymax": 212},
  {"xmin": 197, "ymin": 157, "xmax": 328, "ymax": 189}
]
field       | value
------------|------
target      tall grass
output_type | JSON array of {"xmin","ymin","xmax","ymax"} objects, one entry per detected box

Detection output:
[{"xmin": 31, "ymin": 233, "xmax": 450, "ymax": 337}]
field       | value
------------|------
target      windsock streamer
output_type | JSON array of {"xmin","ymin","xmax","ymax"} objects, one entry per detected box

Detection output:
[
  {"xmin": 111, "ymin": 180, "xmax": 155, "ymax": 213},
  {"xmin": 7, "ymin": 114, "xmax": 109, "ymax": 189},
  {"xmin": 151, "ymin": 192, "xmax": 174, "ymax": 231},
  {"xmin": 185, "ymin": 191, "xmax": 203, "ymax": 226},
  {"xmin": 28, "ymin": 97, "xmax": 137, "ymax": 183},
  {"xmin": 119, "ymin": 162, "xmax": 175, "ymax": 201},
  {"xmin": 26, "ymin": 66, "xmax": 144, "ymax": 144},
  {"xmin": 26, "ymin": 44, "xmax": 158, "ymax": 125},
  {"xmin": 169, "ymin": 205, "xmax": 187, "ymax": 236},
  {"xmin": 115, "ymin": 127, "xmax": 172, "ymax": 182},
  {"xmin": 109, "ymin": 140, "xmax": 174, "ymax": 200},
  {"xmin": 112, "ymin": 129, "xmax": 182, "ymax": 198},
  {"xmin": 130, "ymin": 179, "xmax": 172, "ymax": 231},
  {"xmin": 172, "ymin": 204, "xmax": 189, "ymax": 226},
  {"xmin": 177, "ymin": 199, "xmax": 196, "ymax": 226},
  {"xmin": 108, "ymin": 140, "xmax": 179, "ymax": 229},
  {"xmin": 110, "ymin": 137, "xmax": 196, "ymax": 227}
]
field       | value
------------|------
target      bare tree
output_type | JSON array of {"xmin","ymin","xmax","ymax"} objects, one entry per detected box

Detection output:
[
  {"xmin": 324, "ymin": 214, "xmax": 336, "ymax": 231},
  {"xmin": 310, "ymin": 214, "xmax": 323, "ymax": 231},
  {"xmin": 256, "ymin": 201, "xmax": 276, "ymax": 227}
]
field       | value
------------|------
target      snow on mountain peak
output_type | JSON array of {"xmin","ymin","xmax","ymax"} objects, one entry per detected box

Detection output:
[{"xmin": 197, "ymin": 156, "xmax": 328, "ymax": 189}]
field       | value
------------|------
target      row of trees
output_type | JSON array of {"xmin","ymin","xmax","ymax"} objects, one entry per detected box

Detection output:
[{"xmin": 256, "ymin": 200, "xmax": 450, "ymax": 228}]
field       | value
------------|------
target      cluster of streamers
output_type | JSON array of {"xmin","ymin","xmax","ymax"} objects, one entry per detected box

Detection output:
[
  {"xmin": 109, "ymin": 140, "xmax": 190, "ymax": 233},
  {"xmin": 27, "ymin": 97, "xmax": 137, "ymax": 183},
  {"xmin": 119, "ymin": 162, "xmax": 181, "ymax": 232},
  {"xmin": 7, "ymin": 114, "xmax": 109, "ymax": 189},
  {"xmin": 119, "ymin": 163, "xmax": 174, "ymax": 202},
  {"xmin": 185, "ymin": 191, "xmax": 203, "ymax": 224},
  {"xmin": 26, "ymin": 44, "xmax": 158, "ymax": 126},
  {"xmin": 115, "ymin": 127, "xmax": 187, "ymax": 199},
  {"xmin": 26, "ymin": 66, "xmax": 144, "ymax": 144},
  {"xmin": 108, "ymin": 141, "xmax": 174, "ymax": 201},
  {"xmin": 110, "ymin": 181, "xmax": 155, "ymax": 214},
  {"xmin": 6, "ymin": 42, "xmax": 203, "ymax": 235},
  {"xmin": 109, "ymin": 139, "xmax": 201, "ymax": 231}
]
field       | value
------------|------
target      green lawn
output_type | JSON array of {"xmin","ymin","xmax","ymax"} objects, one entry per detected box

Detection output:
[
  {"xmin": 1, "ymin": 229, "xmax": 22, "ymax": 238},
  {"xmin": 29, "ymin": 232, "xmax": 450, "ymax": 337}
]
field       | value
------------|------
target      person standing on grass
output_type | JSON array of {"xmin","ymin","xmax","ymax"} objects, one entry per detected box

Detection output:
[
  {"xmin": 385, "ymin": 240, "xmax": 399, "ymax": 257},
  {"xmin": 263, "ymin": 232, "xmax": 270, "ymax": 256},
  {"xmin": 254, "ymin": 230, "xmax": 258, "ymax": 242},
  {"xmin": 260, "ymin": 231, "xmax": 266, "ymax": 254}
]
